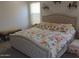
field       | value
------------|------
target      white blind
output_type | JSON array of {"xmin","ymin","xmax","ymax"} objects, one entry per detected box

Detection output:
[{"xmin": 30, "ymin": 2, "xmax": 40, "ymax": 25}]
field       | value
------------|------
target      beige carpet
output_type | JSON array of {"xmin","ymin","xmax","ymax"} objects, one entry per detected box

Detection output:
[{"xmin": 0, "ymin": 47, "xmax": 79, "ymax": 58}]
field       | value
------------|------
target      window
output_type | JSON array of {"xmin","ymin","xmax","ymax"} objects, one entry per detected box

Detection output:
[{"xmin": 30, "ymin": 2, "xmax": 40, "ymax": 25}]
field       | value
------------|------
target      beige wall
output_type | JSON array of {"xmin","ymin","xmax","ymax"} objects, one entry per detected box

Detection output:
[
  {"xmin": 41, "ymin": 1, "xmax": 79, "ymax": 29},
  {"xmin": 0, "ymin": 1, "xmax": 30, "ymax": 31}
]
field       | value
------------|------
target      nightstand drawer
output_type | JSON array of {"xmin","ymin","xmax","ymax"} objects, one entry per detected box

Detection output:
[{"xmin": 76, "ymin": 31, "xmax": 79, "ymax": 39}]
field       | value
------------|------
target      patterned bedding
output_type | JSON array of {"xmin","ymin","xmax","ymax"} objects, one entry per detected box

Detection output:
[{"xmin": 12, "ymin": 26, "xmax": 75, "ymax": 57}]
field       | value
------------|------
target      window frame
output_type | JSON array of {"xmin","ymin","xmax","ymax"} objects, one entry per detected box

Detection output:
[{"xmin": 29, "ymin": 2, "xmax": 41, "ymax": 25}]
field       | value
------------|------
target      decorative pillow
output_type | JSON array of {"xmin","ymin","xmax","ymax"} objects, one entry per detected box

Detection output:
[
  {"xmin": 59, "ymin": 24, "xmax": 73, "ymax": 32},
  {"xmin": 35, "ymin": 22, "xmax": 73, "ymax": 33}
]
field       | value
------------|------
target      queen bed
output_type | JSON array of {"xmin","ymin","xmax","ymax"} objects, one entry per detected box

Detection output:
[{"xmin": 10, "ymin": 14, "xmax": 77, "ymax": 58}]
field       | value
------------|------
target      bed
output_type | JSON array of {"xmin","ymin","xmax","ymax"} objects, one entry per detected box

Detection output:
[{"xmin": 10, "ymin": 14, "xmax": 77, "ymax": 58}]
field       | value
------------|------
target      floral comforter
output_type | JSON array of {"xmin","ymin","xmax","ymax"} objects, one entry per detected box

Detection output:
[{"xmin": 13, "ymin": 27, "xmax": 75, "ymax": 57}]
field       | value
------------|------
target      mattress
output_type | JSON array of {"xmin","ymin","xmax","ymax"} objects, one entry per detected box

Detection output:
[{"xmin": 10, "ymin": 27, "xmax": 75, "ymax": 58}]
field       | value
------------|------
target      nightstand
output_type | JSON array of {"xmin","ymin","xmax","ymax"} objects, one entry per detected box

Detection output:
[
  {"xmin": 0, "ymin": 41, "xmax": 10, "ymax": 54},
  {"xmin": 76, "ymin": 30, "xmax": 79, "ymax": 39},
  {"xmin": 0, "ymin": 29, "xmax": 21, "ymax": 55}
]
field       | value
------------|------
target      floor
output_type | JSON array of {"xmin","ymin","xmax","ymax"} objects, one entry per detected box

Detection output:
[
  {"xmin": 0, "ymin": 47, "xmax": 79, "ymax": 58},
  {"xmin": 0, "ymin": 47, "xmax": 29, "ymax": 58},
  {"xmin": 61, "ymin": 52, "xmax": 79, "ymax": 58}
]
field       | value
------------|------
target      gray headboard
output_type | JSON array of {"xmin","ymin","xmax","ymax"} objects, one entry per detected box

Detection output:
[{"xmin": 42, "ymin": 14, "xmax": 77, "ymax": 29}]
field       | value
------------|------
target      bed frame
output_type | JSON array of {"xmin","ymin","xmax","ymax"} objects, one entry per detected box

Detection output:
[
  {"xmin": 10, "ymin": 14, "xmax": 77, "ymax": 58},
  {"xmin": 42, "ymin": 14, "xmax": 77, "ymax": 29}
]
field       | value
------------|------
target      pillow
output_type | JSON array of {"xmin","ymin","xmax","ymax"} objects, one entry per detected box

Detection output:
[
  {"xmin": 35, "ymin": 22, "xmax": 73, "ymax": 32},
  {"xmin": 59, "ymin": 24, "xmax": 73, "ymax": 32}
]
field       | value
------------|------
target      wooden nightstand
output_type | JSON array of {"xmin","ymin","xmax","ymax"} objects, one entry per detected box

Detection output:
[
  {"xmin": 0, "ymin": 29, "xmax": 21, "ymax": 54},
  {"xmin": 76, "ymin": 30, "xmax": 79, "ymax": 39},
  {"xmin": 0, "ymin": 41, "xmax": 10, "ymax": 54}
]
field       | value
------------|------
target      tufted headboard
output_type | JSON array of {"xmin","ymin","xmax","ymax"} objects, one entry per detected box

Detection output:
[{"xmin": 42, "ymin": 14, "xmax": 77, "ymax": 29}]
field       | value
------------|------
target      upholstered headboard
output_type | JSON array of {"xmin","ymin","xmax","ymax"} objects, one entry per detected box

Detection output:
[{"xmin": 42, "ymin": 14, "xmax": 77, "ymax": 29}]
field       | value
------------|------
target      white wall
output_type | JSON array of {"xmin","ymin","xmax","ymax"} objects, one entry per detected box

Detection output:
[
  {"xmin": 41, "ymin": 1, "xmax": 79, "ymax": 29},
  {"xmin": 0, "ymin": 1, "xmax": 30, "ymax": 31}
]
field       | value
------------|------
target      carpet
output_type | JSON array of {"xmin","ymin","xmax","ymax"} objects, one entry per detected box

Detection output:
[{"xmin": 0, "ymin": 47, "xmax": 79, "ymax": 58}]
